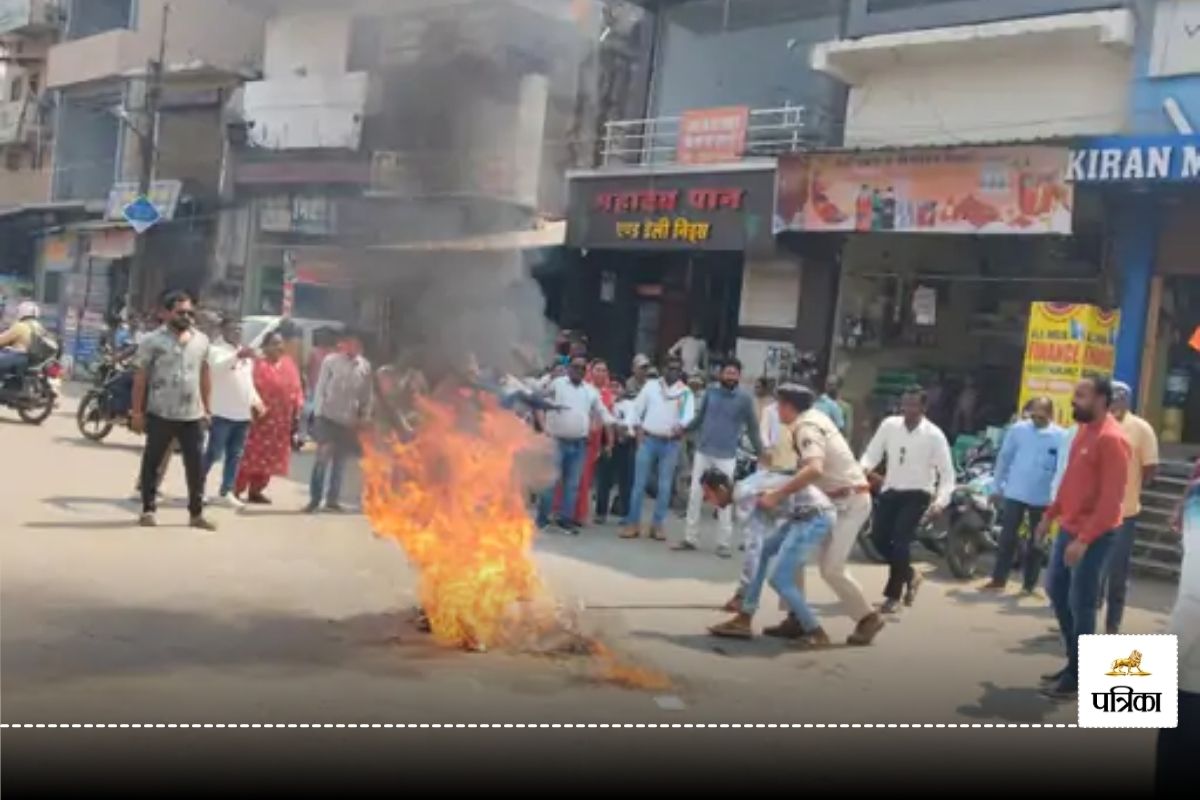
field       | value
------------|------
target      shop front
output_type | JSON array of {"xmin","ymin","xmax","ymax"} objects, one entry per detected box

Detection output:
[
  {"xmin": 564, "ymin": 163, "xmax": 784, "ymax": 380},
  {"xmin": 777, "ymin": 143, "xmax": 1104, "ymax": 449},
  {"xmin": 1068, "ymin": 135, "xmax": 1200, "ymax": 447}
]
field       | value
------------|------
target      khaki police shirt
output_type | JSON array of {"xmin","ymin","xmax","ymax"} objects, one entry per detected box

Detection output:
[{"xmin": 792, "ymin": 409, "xmax": 868, "ymax": 496}]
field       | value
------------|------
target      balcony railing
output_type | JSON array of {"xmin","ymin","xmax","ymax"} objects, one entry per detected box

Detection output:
[{"xmin": 600, "ymin": 104, "xmax": 835, "ymax": 168}]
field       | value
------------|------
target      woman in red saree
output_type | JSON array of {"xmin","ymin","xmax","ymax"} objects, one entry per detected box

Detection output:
[
  {"xmin": 554, "ymin": 359, "xmax": 614, "ymax": 525},
  {"xmin": 236, "ymin": 331, "xmax": 304, "ymax": 503}
]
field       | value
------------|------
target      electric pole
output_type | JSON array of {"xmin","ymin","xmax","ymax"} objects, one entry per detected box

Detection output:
[{"xmin": 126, "ymin": 1, "xmax": 170, "ymax": 314}]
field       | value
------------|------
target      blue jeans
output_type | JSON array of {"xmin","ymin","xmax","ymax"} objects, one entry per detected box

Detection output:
[
  {"xmin": 623, "ymin": 436, "xmax": 682, "ymax": 529},
  {"xmin": 202, "ymin": 417, "xmax": 250, "ymax": 496},
  {"xmin": 741, "ymin": 512, "xmax": 834, "ymax": 632},
  {"xmin": 1098, "ymin": 516, "xmax": 1138, "ymax": 633},
  {"xmin": 537, "ymin": 437, "xmax": 588, "ymax": 527},
  {"xmin": 1045, "ymin": 527, "xmax": 1118, "ymax": 689}
]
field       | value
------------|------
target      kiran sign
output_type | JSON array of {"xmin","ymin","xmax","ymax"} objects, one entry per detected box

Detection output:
[{"xmin": 1068, "ymin": 136, "xmax": 1200, "ymax": 183}]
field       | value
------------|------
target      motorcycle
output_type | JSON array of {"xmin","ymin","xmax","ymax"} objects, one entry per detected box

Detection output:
[
  {"xmin": 942, "ymin": 467, "xmax": 998, "ymax": 579},
  {"xmin": 0, "ymin": 354, "xmax": 62, "ymax": 424},
  {"xmin": 75, "ymin": 347, "xmax": 136, "ymax": 441}
]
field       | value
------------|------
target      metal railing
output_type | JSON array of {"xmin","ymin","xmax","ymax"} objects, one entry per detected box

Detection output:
[{"xmin": 600, "ymin": 104, "xmax": 834, "ymax": 167}]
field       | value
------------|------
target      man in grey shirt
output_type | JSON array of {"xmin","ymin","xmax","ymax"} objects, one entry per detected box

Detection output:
[
  {"xmin": 131, "ymin": 290, "xmax": 215, "ymax": 530},
  {"xmin": 677, "ymin": 357, "xmax": 763, "ymax": 557}
]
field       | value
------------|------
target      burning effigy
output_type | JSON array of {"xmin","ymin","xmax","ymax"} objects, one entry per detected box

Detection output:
[{"xmin": 361, "ymin": 383, "xmax": 670, "ymax": 690}]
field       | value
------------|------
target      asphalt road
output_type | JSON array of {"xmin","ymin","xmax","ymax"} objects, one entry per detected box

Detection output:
[{"xmin": 0, "ymin": 401, "xmax": 1182, "ymax": 790}]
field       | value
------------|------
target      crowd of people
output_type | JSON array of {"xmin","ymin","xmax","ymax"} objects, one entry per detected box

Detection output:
[{"xmin": 123, "ymin": 290, "xmax": 374, "ymax": 530}]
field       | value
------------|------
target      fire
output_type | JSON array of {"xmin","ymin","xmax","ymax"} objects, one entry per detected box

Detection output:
[{"xmin": 361, "ymin": 391, "xmax": 672, "ymax": 691}]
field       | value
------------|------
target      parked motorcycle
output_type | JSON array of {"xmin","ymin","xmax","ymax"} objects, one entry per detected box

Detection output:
[
  {"xmin": 0, "ymin": 354, "xmax": 62, "ymax": 425},
  {"xmin": 942, "ymin": 467, "xmax": 998, "ymax": 579},
  {"xmin": 76, "ymin": 346, "xmax": 136, "ymax": 441}
]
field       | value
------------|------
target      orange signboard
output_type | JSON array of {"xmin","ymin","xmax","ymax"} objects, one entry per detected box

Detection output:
[
  {"xmin": 776, "ymin": 146, "xmax": 1074, "ymax": 235},
  {"xmin": 677, "ymin": 106, "xmax": 749, "ymax": 165}
]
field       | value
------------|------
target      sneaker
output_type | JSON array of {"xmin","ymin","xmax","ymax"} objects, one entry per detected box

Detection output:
[
  {"xmin": 558, "ymin": 518, "xmax": 582, "ymax": 535},
  {"xmin": 670, "ymin": 540, "xmax": 698, "ymax": 552},
  {"xmin": 189, "ymin": 515, "xmax": 218, "ymax": 532},
  {"xmin": 138, "ymin": 512, "xmax": 157, "ymax": 528},
  {"xmin": 847, "ymin": 612, "xmax": 886, "ymax": 646},
  {"xmin": 715, "ymin": 544, "xmax": 733, "ymax": 559},
  {"xmin": 324, "ymin": 503, "xmax": 346, "ymax": 513},
  {"xmin": 594, "ymin": 515, "xmax": 608, "ymax": 526},
  {"xmin": 879, "ymin": 599, "xmax": 901, "ymax": 615},
  {"xmin": 708, "ymin": 615, "xmax": 754, "ymax": 639},
  {"xmin": 792, "ymin": 626, "xmax": 832, "ymax": 650},
  {"xmin": 979, "ymin": 579, "xmax": 1006, "ymax": 592},
  {"xmin": 218, "ymin": 493, "xmax": 244, "ymax": 510},
  {"xmin": 303, "ymin": 502, "xmax": 320, "ymax": 514},
  {"xmin": 763, "ymin": 614, "xmax": 805, "ymax": 640},
  {"xmin": 1020, "ymin": 587, "xmax": 1045, "ymax": 600}
]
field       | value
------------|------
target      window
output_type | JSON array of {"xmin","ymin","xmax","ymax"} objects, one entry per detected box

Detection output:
[
  {"xmin": 66, "ymin": 0, "xmax": 135, "ymax": 41},
  {"xmin": 9, "ymin": 77, "xmax": 22, "ymax": 103}
]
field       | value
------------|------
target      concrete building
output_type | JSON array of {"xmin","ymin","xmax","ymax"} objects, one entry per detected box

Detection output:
[{"xmin": 219, "ymin": 0, "xmax": 617, "ymax": 358}]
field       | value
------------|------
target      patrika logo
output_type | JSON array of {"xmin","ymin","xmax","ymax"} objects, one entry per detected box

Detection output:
[
  {"xmin": 1078, "ymin": 635, "xmax": 1178, "ymax": 729},
  {"xmin": 1105, "ymin": 650, "xmax": 1150, "ymax": 677}
]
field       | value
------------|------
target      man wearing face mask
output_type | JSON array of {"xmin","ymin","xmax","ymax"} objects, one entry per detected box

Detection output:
[
  {"xmin": 1035, "ymin": 375, "xmax": 1130, "ymax": 701},
  {"xmin": 678, "ymin": 358, "xmax": 762, "ymax": 557},
  {"xmin": 130, "ymin": 290, "xmax": 216, "ymax": 531}
]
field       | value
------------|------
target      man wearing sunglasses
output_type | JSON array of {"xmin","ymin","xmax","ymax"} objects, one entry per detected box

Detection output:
[
  {"xmin": 130, "ymin": 290, "xmax": 217, "ymax": 531},
  {"xmin": 859, "ymin": 385, "xmax": 955, "ymax": 614}
]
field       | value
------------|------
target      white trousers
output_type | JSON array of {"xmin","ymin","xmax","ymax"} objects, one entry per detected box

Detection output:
[
  {"xmin": 686, "ymin": 452, "xmax": 736, "ymax": 547},
  {"xmin": 780, "ymin": 492, "xmax": 873, "ymax": 622}
]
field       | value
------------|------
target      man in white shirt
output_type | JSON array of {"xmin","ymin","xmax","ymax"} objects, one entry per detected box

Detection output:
[
  {"xmin": 860, "ymin": 385, "xmax": 956, "ymax": 614},
  {"xmin": 621, "ymin": 356, "xmax": 696, "ymax": 541},
  {"xmin": 202, "ymin": 317, "xmax": 262, "ymax": 507},
  {"xmin": 669, "ymin": 325, "xmax": 708, "ymax": 377},
  {"xmin": 537, "ymin": 355, "xmax": 613, "ymax": 533}
]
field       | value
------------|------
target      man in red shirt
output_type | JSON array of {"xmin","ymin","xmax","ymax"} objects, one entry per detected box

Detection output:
[{"xmin": 1035, "ymin": 375, "xmax": 1130, "ymax": 700}]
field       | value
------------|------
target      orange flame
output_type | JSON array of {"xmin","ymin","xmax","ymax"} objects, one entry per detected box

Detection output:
[{"xmin": 362, "ymin": 392, "xmax": 672, "ymax": 691}]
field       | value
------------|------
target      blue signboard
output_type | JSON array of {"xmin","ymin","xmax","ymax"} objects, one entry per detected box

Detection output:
[
  {"xmin": 1068, "ymin": 135, "xmax": 1200, "ymax": 183},
  {"xmin": 122, "ymin": 195, "xmax": 162, "ymax": 234}
]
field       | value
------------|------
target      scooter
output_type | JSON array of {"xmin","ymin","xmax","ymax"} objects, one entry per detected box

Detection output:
[{"xmin": 0, "ymin": 355, "xmax": 62, "ymax": 425}]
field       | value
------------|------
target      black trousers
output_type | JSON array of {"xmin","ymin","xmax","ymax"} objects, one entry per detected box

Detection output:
[
  {"xmin": 595, "ymin": 440, "xmax": 633, "ymax": 519},
  {"xmin": 141, "ymin": 415, "xmax": 205, "ymax": 517},
  {"xmin": 1156, "ymin": 690, "xmax": 1200, "ymax": 792},
  {"xmin": 872, "ymin": 489, "xmax": 931, "ymax": 601}
]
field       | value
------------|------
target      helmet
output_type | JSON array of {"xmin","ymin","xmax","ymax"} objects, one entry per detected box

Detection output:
[{"xmin": 15, "ymin": 301, "xmax": 39, "ymax": 320}]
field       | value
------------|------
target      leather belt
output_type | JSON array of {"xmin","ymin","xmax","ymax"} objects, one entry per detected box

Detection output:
[{"xmin": 827, "ymin": 485, "xmax": 871, "ymax": 500}]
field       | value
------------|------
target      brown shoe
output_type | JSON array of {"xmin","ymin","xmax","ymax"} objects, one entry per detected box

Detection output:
[
  {"xmin": 846, "ymin": 612, "xmax": 886, "ymax": 646},
  {"xmin": 708, "ymin": 615, "xmax": 753, "ymax": 639},
  {"xmin": 619, "ymin": 526, "xmax": 641, "ymax": 539},
  {"xmin": 792, "ymin": 626, "xmax": 832, "ymax": 649},
  {"xmin": 722, "ymin": 593, "xmax": 744, "ymax": 613},
  {"xmin": 763, "ymin": 614, "xmax": 805, "ymax": 639},
  {"xmin": 649, "ymin": 527, "xmax": 667, "ymax": 541},
  {"xmin": 978, "ymin": 579, "xmax": 1006, "ymax": 592}
]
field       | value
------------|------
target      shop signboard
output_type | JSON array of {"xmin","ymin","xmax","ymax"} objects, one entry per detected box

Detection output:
[
  {"xmin": 1067, "ymin": 135, "xmax": 1200, "ymax": 183},
  {"xmin": 677, "ymin": 106, "xmax": 749, "ymax": 165},
  {"xmin": 566, "ymin": 168, "xmax": 776, "ymax": 252},
  {"xmin": 776, "ymin": 146, "xmax": 1074, "ymax": 235},
  {"xmin": 1018, "ymin": 303, "xmax": 1120, "ymax": 428}
]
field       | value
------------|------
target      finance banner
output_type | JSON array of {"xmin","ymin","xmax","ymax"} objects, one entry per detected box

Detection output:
[{"xmin": 1018, "ymin": 303, "xmax": 1120, "ymax": 427}]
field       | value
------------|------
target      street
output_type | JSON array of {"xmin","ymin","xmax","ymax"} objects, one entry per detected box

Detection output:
[{"xmin": 0, "ymin": 401, "xmax": 1181, "ymax": 787}]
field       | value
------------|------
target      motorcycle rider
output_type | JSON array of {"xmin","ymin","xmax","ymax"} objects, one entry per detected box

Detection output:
[
  {"xmin": 859, "ymin": 385, "xmax": 956, "ymax": 614},
  {"xmin": 0, "ymin": 301, "xmax": 46, "ymax": 380}
]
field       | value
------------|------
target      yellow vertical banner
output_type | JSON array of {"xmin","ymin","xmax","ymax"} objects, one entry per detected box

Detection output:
[{"xmin": 1018, "ymin": 303, "xmax": 1120, "ymax": 427}]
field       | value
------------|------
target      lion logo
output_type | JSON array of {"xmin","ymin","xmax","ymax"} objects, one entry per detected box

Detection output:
[{"xmin": 1105, "ymin": 650, "xmax": 1151, "ymax": 676}]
